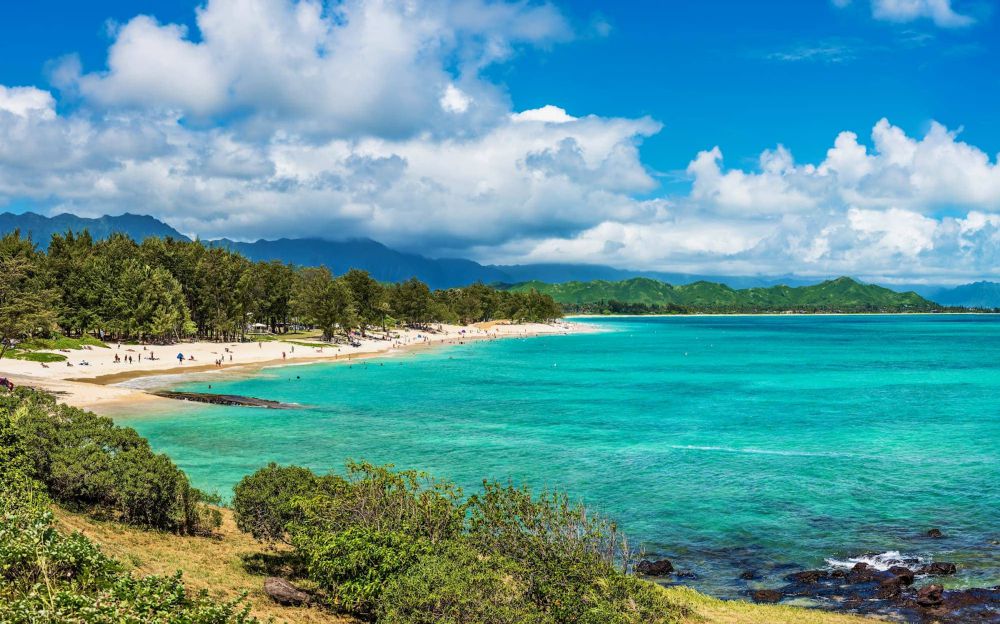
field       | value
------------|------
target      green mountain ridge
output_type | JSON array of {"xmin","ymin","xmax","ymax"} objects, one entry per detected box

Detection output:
[{"xmin": 505, "ymin": 276, "xmax": 940, "ymax": 313}]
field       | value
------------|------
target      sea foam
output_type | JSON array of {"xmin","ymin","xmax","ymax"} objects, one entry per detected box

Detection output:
[{"xmin": 825, "ymin": 551, "xmax": 925, "ymax": 571}]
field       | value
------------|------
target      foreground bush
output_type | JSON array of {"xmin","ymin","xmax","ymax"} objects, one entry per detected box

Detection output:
[
  {"xmin": 233, "ymin": 462, "xmax": 684, "ymax": 623},
  {"xmin": 0, "ymin": 414, "xmax": 255, "ymax": 624},
  {"xmin": 232, "ymin": 463, "xmax": 318, "ymax": 543},
  {"xmin": 1, "ymin": 387, "xmax": 219, "ymax": 534},
  {"xmin": 379, "ymin": 541, "xmax": 548, "ymax": 624},
  {"xmin": 299, "ymin": 527, "xmax": 433, "ymax": 615}
]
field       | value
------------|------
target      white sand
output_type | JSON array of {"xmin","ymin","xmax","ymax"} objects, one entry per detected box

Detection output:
[{"xmin": 0, "ymin": 321, "xmax": 586, "ymax": 412}]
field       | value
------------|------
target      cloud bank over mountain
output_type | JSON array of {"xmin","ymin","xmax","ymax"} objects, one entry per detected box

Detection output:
[{"xmin": 0, "ymin": 0, "xmax": 999, "ymax": 283}]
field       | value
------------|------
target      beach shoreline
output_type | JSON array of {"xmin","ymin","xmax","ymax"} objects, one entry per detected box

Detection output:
[
  {"xmin": 567, "ymin": 311, "xmax": 1000, "ymax": 318},
  {"xmin": 0, "ymin": 320, "xmax": 588, "ymax": 414}
]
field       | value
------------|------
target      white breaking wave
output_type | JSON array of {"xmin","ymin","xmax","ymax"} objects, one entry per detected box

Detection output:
[
  {"xmin": 667, "ymin": 444, "xmax": 856, "ymax": 459},
  {"xmin": 825, "ymin": 551, "xmax": 925, "ymax": 571}
]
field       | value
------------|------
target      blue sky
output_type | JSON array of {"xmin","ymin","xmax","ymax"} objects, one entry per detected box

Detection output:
[{"xmin": 0, "ymin": 0, "xmax": 998, "ymax": 282}]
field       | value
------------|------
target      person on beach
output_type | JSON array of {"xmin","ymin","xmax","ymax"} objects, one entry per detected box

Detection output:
[
  {"xmin": 177, "ymin": 353, "xmax": 184, "ymax": 364},
  {"xmin": 282, "ymin": 351, "xmax": 286, "ymax": 360}
]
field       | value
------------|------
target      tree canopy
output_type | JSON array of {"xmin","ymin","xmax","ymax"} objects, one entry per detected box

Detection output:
[{"xmin": 0, "ymin": 230, "xmax": 561, "ymax": 352}]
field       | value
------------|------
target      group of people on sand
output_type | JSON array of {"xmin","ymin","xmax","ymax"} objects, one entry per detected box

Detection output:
[
  {"xmin": 112, "ymin": 345, "xmax": 156, "ymax": 365},
  {"xmin": 214, "ymin": 349, "xmax": 234, "ymax": 367}
]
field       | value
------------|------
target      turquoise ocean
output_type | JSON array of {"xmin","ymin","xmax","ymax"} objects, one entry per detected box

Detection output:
[{"xmin": 118, "ymin": 315, "xmax": 1000, "ymax": 597}]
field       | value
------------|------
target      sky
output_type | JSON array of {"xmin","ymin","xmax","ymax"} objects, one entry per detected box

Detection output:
[{"xmin": 0, "ymin": 0, "xmax": 999, "ymax": 283}]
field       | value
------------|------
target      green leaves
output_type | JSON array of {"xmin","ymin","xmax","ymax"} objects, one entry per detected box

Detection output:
[
  {"xmin": 293, "ymin": 267, "xmax": 358, "ymax": 339},
  {"xmin": 232, "ymin": 463, "xmax": 319, "ymax": 543},
  {"xmin": 0, "ymin": 403, "xmax": 255, "ymax": 624},
  {"xmin": 298, "ymin": 527, "xmax": 432, "ymax": 615},
  {"xmin": 231, "ymin": 461, "xmax": 679, "ymax": 623},
  {"xmin": 0, "ymin": 232, "xmax": 58, "ymax": 359},
  {"xmin": 4, "ymin": 388, "xmax": 219, "ymax": 535}
]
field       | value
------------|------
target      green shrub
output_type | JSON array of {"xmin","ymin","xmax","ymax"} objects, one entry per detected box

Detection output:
[
  {"xmin": 1, "ymin": 388, "xmax": 219, "ymax": 534},
  {"xmin": 465, "ymin": 481, "xmax": 632, "ymax": 620},
  {"xmin": 577, "ymin": 573, "xmax": 681, "ymax": 624},
  {"xmin": 379, "ymin": 541, "xmax": 550, "ymax": 624},
  {"xmin": 233, "ymin": 463, "xmax": 319, "ymax": 543},
  {"xmin": 296, "ymin": 462, "xmax": 466, "ymax": 544},
  {"xmin": 296, "ymin": 527, "xmax": 433, "ymax": 615},
  {"xmin": 0, "ymin": 436, "xmax": 255, "ymax": 624},
  {"xmin": 231, "ymin": 461, "xmax": 680, "ymax": 623}
]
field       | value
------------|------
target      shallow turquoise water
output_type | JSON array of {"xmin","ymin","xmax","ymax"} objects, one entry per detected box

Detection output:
[{"xmin": 119, "ymin": 315, "xmax": 1000, "ymax": 596}]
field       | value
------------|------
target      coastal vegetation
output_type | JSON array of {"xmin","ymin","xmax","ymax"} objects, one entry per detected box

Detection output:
[
  {"xmin": 0, "ymin": 388, "xmax": 256, "ymax": 622},
  {"xmin": 231, "ymin": 462, "xmax": 678, "ymax": 623},
  {"xmin": 505, "ymin": 276, "xmax": 942, "ymax": 314},
  {"xmin": 0, "ymin": 230, "xmax": 561, "ymax": 352},
  {"xmin": 1, "ymin": 388, "xmax": 220, "ymax": 535}
]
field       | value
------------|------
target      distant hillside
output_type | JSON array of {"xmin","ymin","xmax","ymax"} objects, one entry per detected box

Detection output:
[
  {"xmin": 492, "ymin": 263, "xmax": 815, "ymax": 289},
  {"xmin": 929, "ymin": 281, "xmax": 1000, "ymax": 309},
  {"xmin": 0, "ymin": 212, "xmax": 189, "ymax": 247},
  {"xmin": 209, "ymin": 237, "xmax": 510, "ymax": 289},
  {"xmin": 506, "ymin": 277, "xmax": 940, "ymax": 313}
]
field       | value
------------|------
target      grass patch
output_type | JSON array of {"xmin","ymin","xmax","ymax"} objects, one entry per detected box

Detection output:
[
  {"xmin": 248, "ymin": 331, "xmax": 324, "ymax": 343},
  {"xmin": 284, "ymin": 340, "xmax": 338, "ymax": 348},
  {"xmin": 662, "ymin": 586, "xmax": 876, "ymax": 624},
  {"xmin": 5, "ymin": 350, "xmax": 68, "ymax": 362},
  {"xmin": 19, "ymin": 334, "xmax": 109, "ymax": 350},
  {"xmin": 54, "ymin": 506, "xmax": 353, "ymax": 624}
]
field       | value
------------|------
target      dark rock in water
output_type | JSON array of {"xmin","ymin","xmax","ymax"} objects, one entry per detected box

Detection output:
[
  {"xmin": 935, "ymin": 586, "xmax": 1000, "ymax": 620},
  {"xmin": 918, "ymin": 562, "xmax": 957, "ymax": 576},
  {"xmin": 759, "ymin": 557, "xmax": 997, "ymax": 622},
  {"xmin": 264, "ymin": 577, "xmax": 310, "ymax": 606},
  {"xmin": 750, "ymin": 589, "xmax": 782, "ymax": 603},
  {"xmin": 927, "ymin": 528, "xmax": 944, "ymax": 538},
  {"xmin": 636, "ymin": 559, "xmax": 673, "ymax": 576},
  {"xmin": 786, "ymin": 569, "xmax": 828, "ymax": 584},
  {"xmin": 738, "ymin": 569, "xmax": 759, "ymax": 580},
  {"xmin": 675, "ymin": 570, "xmax": 698, "ymax": 580},
  {"xmin": 877, "ymin": 576, "xmax": 904, "ymax": 599},
  {"xmin": 153, "ymin": 391, "xmax": 294, "ymax": 409},
  {"xmin": 888, "ymin": 566, "xmax": 915, "ymax": 586},
  {"xmin": 846, "ymin": 562, "xmax": 881, "ymax": 584},
  {"xmin": 916, "ymin": 583, "xmax": 944, "ymax": 607}
]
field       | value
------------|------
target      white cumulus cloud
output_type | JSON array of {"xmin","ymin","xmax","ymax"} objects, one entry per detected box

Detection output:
[
  {"xmin": 0, "ymin": 0, "xmax": 999, "ymax": 284},
  {"xmin": 835, "ymin": 0, "xmax": 975, "ymax": 27}
]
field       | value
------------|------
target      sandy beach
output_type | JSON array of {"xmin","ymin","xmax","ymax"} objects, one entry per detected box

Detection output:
[{"xmin": 0, "ymin": 321, "xmax": 585, "ymax": 413}]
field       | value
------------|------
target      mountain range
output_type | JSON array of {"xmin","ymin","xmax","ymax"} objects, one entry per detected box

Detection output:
[
  {"xmin": 1, "ymin": 211, "xmax": 997, "ymax": 308},
  {"xmin": 506, "ymin": 277, "xmax": 937, "ymax": 312}
]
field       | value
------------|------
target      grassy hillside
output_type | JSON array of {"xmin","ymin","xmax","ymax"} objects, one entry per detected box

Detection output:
[
  {"xmin": 507, "ymin": 276, "xmax": 939, "ymax": 313},
  {"xmin": 55, "ymin": 507, "xmax": 875, "ymax": 624},
  {"xmin": 55, "ymin": 506, "xmax": 347, "ymax": 624}
]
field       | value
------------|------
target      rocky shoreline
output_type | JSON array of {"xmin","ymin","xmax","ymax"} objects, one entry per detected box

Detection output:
[
  {"xmin": 151, "ymin": 391, "xmax": 296, "ymax": 409},
  {"xmin": 635, "ymin": 540, "xmax": 1000, "ymax": 623}
]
